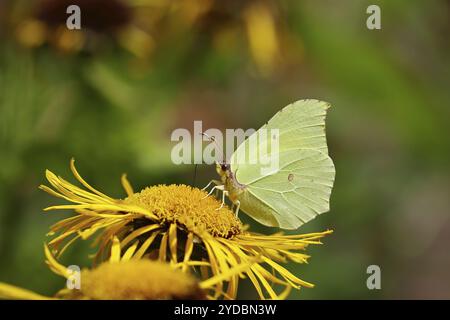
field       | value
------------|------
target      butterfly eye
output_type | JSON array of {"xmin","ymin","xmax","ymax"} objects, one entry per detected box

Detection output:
[{"xmin": 221, "ymin": 164, "xmax": 229, "ymax": 171}]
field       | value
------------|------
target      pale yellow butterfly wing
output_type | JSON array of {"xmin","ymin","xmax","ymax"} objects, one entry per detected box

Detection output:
[{"xmin": 229, "ymin": 99, "xmax": 335, "ymax": 229}]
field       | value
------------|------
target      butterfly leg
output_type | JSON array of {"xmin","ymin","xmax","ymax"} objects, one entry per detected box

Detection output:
[
  {"xmin": 201, "ymin": 180, "xmax": 214, "ymax": 191},
  {"xmin": 233, "ymin": 200, "xmax": 241, "ymax": 218},
  {"xmin": 201, "ymin": 179, "xmax": 222, "ymax": 193},
  {"xmin": 201, "ymin": 184, "xmax": 223, "ymax": 199},
  {"xmin": 216, "ymin": 189, "xmax": 228, "ymax": 210}
]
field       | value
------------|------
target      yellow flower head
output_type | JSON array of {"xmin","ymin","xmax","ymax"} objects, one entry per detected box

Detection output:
[
  {"xmin": 124, "ymin": 184, "xmax": 242, "ymax": 238},
  {"xmin": 0, "ymin": 242, "xmax": 243, "ymax": 300},
  {"xmin": 40, "ymin": 159, "xmax": 332, "ymax": 299},
  {"xmin": 45, "ymin": 243, "xmax": 207, "ymax": 300},
  {"xmin": 81, "ymin": 260, "xmax": 203, "ymax": 299}
]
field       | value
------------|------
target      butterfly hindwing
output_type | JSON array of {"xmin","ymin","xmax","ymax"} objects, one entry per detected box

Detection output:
[{"xmin": 245, "ymin": 149, "xmax": 334, "ymax": 229}]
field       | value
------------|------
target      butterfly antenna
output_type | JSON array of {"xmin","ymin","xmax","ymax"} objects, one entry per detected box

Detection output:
[{"xmin": 201, "ymin": 132, "xmax": 225, "ymax": 164}]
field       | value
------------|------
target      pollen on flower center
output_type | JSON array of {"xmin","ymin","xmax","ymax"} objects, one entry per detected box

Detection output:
[
  {"xmin": 80, "ymin": 260, "xmax": 205, "ymax": 300},
  {"xmin": 123, "ymin": 184, "xmax": 243, "ymax": 238}
]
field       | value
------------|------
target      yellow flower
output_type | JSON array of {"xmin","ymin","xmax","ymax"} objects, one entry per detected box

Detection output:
[
  {"xmin": 47, "ymin": 242, "xmax": 207, "ymax": 300},
  {"xmin": 40, "ymin": 159, "xmax": 332, "ymax": 299},
  {"xmin": 1, "ymin": 241, "xmax": 248, "ymax": 300},
  {"xmin": 14, "ymin": 0, "xmax": 154, "ymax": 57},
  {"xmin": 11, "ymin": 0, "xmax": 295, "ymax": 73}
]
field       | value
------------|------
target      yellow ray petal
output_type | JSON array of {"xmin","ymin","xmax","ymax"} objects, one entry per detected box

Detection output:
[
  {"xmin": 0, "ymin": 283, "xmax": 55, "ymax": 300},
  {"xmin": 121, "ymin": 241, "xmax": 139, "ymax": 262},
  {"xmin": 181, "ymin": 232, "xmax": 194, "ymax": 273},
  {"xmin": 159, "ymin": 232, "xmax": 168, "ymax": 261},
  {"xmin": 132, "ymin": 232, "xmax": 159, "ymax": 260},
  {"xmin": 168, "ymin": 223, "xmax": 178, "ymax": 264},
  {"xmin": 121, "ymin": 174, "xmax": 134, "ymax": 197},
  {"xmin": 44, "ymin": 244, "xmax": 69, "ymax": 278},
  {"xmin": 110, "ymin": 236, "xmax": 121, "ymax": 263},
  {"xmin": 70, "ymin": 158, "xmax": 115, "ymax": 201}
]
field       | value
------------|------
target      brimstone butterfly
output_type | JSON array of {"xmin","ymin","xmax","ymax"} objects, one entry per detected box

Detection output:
[{"xmin": 212, "ymin": 99, "xmax": 335, "ymax": 230}]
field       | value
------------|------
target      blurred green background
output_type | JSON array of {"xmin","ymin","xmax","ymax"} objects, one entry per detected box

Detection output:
[{"xmin": 1, "ymin": 0, "xmax": 449, "ymax": 299}]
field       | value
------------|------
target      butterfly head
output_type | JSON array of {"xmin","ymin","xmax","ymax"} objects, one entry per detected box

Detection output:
[
  {"xmin": 216, "ymin": 161, "xmax": 246, "ymax": 199},
  {"xmin": 216, "ymin": 161, "xmax": 230, "ymax": 174},
  {"xmin": 216, "ymin": 161, "xmax": 231, "ymax": 182}
]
